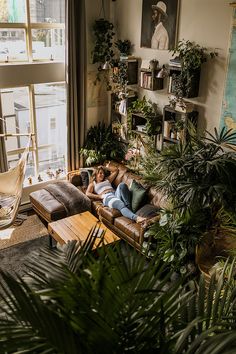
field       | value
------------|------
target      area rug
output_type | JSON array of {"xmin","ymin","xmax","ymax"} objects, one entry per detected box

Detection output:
[
  {"xmin": 0, "ymin": 214, "xmax": 48, "ymax": 250},
  {"xmin": 0, "ymin": 236, "xmax": 49, "ymax": 277}
]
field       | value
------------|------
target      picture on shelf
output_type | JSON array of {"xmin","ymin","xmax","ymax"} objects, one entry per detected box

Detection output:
[{"xmin": 140, "ymin": 0, "xmax": 179, "ymax": 50}]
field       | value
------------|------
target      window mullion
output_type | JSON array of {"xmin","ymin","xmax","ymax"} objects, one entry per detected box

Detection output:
[
  {"xmin": 25, "ymin": 0, "xmax": 32, "ymax": 62},
  {"xmin": 29, "ymin": 84, "xmax": 39, "ymax": 177}
]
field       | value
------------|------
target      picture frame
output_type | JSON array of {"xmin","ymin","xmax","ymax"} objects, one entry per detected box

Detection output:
[{"xmin": 141, "ymin": 0, "xmax": 179, "ymax": 50}]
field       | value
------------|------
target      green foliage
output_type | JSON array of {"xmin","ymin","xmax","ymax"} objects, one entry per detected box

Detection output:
[
  {"xmin": 92, "ymin": 18, "xmax": 115, "ymax": 64},
  {"xmin": 127, "ymin": 96, "xmax": 162, "ymax": 136},
  {"xmin": 143, "ymin": 128, "xmax": 236, "ymax": 271},
  {"xmin": 144, "ymin": 128, "xmax": 236, "ymax": 217},
  {"xmin": 111, "ymin": 59, "xmax": 128, "ymax": 93},
  {"xmin": 1, "ymin": 236, "xmax": 236, "ymax": 353},
  {"xmin": 80, "ymin": 122, "xmax": 125, "ymax": 165},
  {"xmin": 172, "ymin": 39, "xmax": 217, "ymax": 71},
  {"xmin": 146, "ymin": 209, "xmax": 203, "ymax": 273},
  {"xmin": 115, "ymin": 39, "xmax": 132, "ymax": 55},
  {"xmin": 170, "ymin": 39, "xmax": 218, "ymax": 99},
  {"xmin": 91, "ymin": 18, "xmax": 115, "ymax": 90}
]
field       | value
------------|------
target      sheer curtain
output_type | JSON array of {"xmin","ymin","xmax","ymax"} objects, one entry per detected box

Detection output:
[{"xmin": 66, "ymin": 0, "xmax": 87, "ymax": 172}]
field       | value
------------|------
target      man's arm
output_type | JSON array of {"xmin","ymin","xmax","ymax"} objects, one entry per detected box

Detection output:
[{"xmin": 86, "ymin": 182, "xmax": 103, "ymax": 201}]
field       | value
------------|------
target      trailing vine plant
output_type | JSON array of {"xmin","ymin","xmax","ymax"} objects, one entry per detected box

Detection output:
[
  {"xmin": 92, "ymin": 18, "xmax": 115, "ymax": 89},
  {"xmin": 127, "ymin": 96, "xmax": 162, "ymax": 137},
  {"xmin": 170, "ymin": 39, "xmax": 218, "ymax": 101}
]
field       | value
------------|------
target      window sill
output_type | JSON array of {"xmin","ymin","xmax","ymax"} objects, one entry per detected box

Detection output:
[{"xmin": 21, "ymin": 175, "xmax": 66, "ymax": 206}]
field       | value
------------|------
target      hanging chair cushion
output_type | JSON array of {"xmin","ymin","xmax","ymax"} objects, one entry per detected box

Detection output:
[{"xmin": 0, "ymin": 194, "xmax": 16, "ymax": 220}]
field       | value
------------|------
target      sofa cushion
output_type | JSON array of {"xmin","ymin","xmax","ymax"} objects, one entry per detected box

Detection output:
[
  {"xmin": 136, "ymin": 204, "xmax": 160, "ymax": 218},
  {"xmin": 99, "ymin": 206, "xmax": 121, "ymax": 224},
  {"xmin": 80, "ymin": 168, "xmax": 94, "ymax": 188},
  {"xmin": 114, "ymin": 216, "xmax": 141, "ymax": 242},
  {"xmin": 130, "ymin": 180, "xmax": 147, "ymax": 213}
]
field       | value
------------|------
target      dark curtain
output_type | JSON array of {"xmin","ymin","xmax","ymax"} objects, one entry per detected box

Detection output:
[{"xmin": 66, "ymin": 0, "xmax": 87, "ymax": 172}]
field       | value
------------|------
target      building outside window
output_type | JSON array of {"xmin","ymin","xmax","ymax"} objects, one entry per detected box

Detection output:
[{"xmin": 0, "ymin": 0, "xmax": 66, "ymax": 184}]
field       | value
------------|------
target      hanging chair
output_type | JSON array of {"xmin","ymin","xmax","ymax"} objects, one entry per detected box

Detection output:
[{"xmin": 0, "ymin": 134, "xmax": 32, "ymax": 230}]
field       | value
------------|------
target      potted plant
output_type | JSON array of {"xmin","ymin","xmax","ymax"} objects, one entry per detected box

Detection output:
[
  {"xmin": 149, "ymin": 59, "xmax": 159, "ymax": 70},
  {"xmin": 143, "ymin": 127, "xmax": 236, "ymax": 273},
  {"xmin": 115, "ymin": 39, "xmax": 132, "ymax": 59},
  {"xmin": 170, "ymin": 39, "xmax": 218, "ymax": 99},
  {"xmin": 128, "ymin": 96, "xmax": 162, "ymax": 137},
  {"xmin": 80, "ymin": 122, "xmax": 125, "ymax": 165}
]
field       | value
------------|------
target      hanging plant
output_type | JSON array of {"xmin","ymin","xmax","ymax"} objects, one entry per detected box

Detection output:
[
  {"xmin": 92, "ymin": 18, "xmax": 115, "ymax": 65},
  {"xmin": 91, "ymin": 18, "xmax": 115, "ymax": 90}
]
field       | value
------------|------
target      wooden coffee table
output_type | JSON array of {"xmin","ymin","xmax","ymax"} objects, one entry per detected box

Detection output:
[{"xmin": 48, "ymin": 211, "xmax": 119, "ymax": 248}]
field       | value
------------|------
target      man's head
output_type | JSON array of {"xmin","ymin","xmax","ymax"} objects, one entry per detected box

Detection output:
[{"xmin": 152, "ymin": 1, "xmax": 167, "ymax": 23}]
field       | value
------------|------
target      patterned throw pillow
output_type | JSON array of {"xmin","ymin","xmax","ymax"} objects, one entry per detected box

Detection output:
[{"xmin": 79, "ymin": 168, "xmax": 94, "ymax": 188}]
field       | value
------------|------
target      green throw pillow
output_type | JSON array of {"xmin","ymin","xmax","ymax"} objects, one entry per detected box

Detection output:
[{"xmin": 130, "ymin": 180, "xmax": 147, "ymax": 213}]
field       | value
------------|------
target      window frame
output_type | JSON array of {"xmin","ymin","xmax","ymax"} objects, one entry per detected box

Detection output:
[
  {"xmin": 0, "ymin": 0, "xmax": 66, "ymax": 185},
  {"xmin": 0, "ymin": 0, "xmax": 65, "ymax": 63}
]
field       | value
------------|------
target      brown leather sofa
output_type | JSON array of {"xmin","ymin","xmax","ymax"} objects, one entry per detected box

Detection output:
[
  {"xmin": 69, "ymin": 161, "xmax": 166, "ymax": 251},
  {"xmin": 30, "ymin": 162, "xmax": 166, "ymax": 251}
]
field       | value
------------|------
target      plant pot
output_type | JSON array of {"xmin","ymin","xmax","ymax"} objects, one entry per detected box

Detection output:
[
  {"xmin": 195, "ymin": 228, "xmax": 236, "ymax": 276},
  {"xmin": 149, "ymin": 60, "xmax": 158, "ymax": 70},
  {"xmin": 175, "ymin": 101, "xmax": 194, "ymax": 113},
  {"xmin": 120, "ymin": 54, "xmax": 129, "ymax": 61}
]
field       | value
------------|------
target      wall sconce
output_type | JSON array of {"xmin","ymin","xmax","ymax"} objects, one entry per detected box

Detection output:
[{"xmin": 157, "ymin": 65, "xmax": 168, "ymax": 78}]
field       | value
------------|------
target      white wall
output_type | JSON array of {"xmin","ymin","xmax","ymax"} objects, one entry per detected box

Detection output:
[{"xmin": 112, "ymin": 0, "xmax": 233, "ymax": 133}]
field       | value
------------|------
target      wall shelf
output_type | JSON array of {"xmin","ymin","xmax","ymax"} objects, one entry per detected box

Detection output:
[
  {"xmin": 140, "ymin": 68, "xmax": 164, "ymax": 91},
  {"xmin": 161, "ymin": 105, "xmax": 199, "ymax": 149}
]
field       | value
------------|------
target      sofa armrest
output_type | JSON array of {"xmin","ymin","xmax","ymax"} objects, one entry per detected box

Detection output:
[
  {"xmin": 139, "ymin": 214, "xmax": 161, "ymax": 245},
  {"xmin": 67, "ymin": 170, "xmax": 83, "ymax": 187},
  {"xmin": 67, "ymin": 170, "xmax": 80, "ymax": 181}
]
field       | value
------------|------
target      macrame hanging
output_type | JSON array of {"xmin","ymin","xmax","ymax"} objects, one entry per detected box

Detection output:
[{"xmin": 0, "ymin": 127, "xmax": 32, "ymax": 230}]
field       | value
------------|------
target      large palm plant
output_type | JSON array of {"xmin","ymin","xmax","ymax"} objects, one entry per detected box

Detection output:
[
  {"xmin": 1, "ymin": 233, "xmax": 236, "ymax": 353},
  {"xmin": 142, "ymin": 128, "xmax": 236, "ymax": 271},
  {"xmin": 144, "ymin": 128, "xmax": 236, "ymax": 216}
]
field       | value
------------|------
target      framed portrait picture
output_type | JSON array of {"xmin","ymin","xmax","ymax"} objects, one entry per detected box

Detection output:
[{"xmin": 141, "ymin": 0, "xmax": 179, "ymax": 50}]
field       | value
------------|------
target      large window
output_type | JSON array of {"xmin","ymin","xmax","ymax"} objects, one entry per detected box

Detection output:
[
  {"xmin": 0, "ymin": 0, "xmax": 66, "ymax": 184},
  {"xmin": 0, "ymin": 0, "xmax": 65, "ymax": 62}
]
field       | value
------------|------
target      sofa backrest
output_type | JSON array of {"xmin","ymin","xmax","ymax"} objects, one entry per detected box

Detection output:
[{"xmin": 108, "ymin": 162, "xmax": 167, "ymax": 209}]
